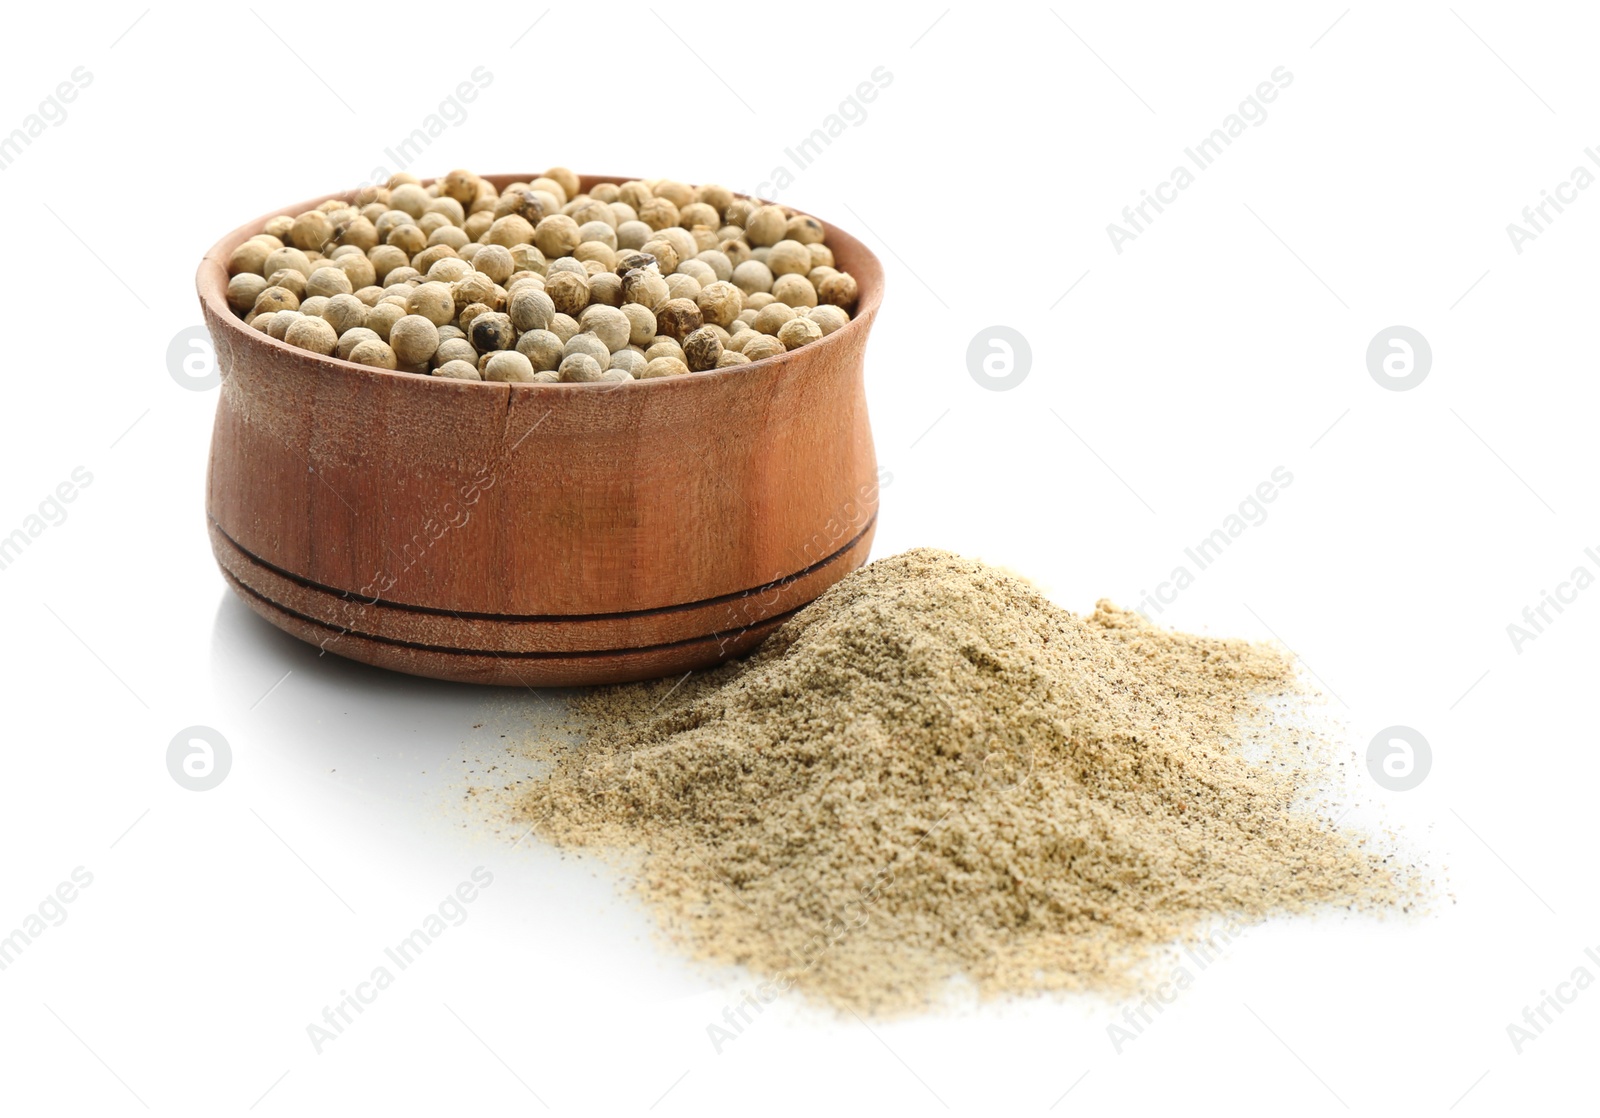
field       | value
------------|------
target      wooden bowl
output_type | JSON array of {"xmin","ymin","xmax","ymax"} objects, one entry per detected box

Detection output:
[{"xmin": 198, "ymin": 173, "xmax": 882, "ymax": 686}]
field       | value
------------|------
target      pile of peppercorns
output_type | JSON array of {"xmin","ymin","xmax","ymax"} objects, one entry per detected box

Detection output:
[{"xmin": 224, "ymin": 167, "xmax": 860, "ymax": 383}]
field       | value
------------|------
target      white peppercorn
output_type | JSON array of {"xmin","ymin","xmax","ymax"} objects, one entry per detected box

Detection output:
[
  {"xmin": 290, "ymin": 210, "xmax": 334, "ymax": 252},
  {"xmin": 516, "ymin": 329, "xmax": 564, "ymax": 370},
  {"xmin": 682, "ymin": 326, "xmax": 723, "ymax": 372},
  {"xmin": 365, "ymin": 301, "xmax": 405, "ymax": 341},
  {"xmin": 485, "ymin": 350, "xmax": 537, "ymax": 383},
  {"xmin": 772, "ymin": 273, "xmax": 818, "ymax": 308},
  {"xmin": 696, "ymin": 250, "xmax": 733, "ymax": 281},
  {"xmin": 545, "ymin": 270, "xmax": 590, "ymax": 316},
  {"xmin": 574, "ymin": 241, "xmax": 618, "ymax": 270},
  {"xmin": 658, "ymin": 226, "xmax": 699, "ymax": 264},
  {"xmin": 578, "ymin": 305, "xmax": 631, "ymax": 352},
  {"xmin": 617, "ymin": 220, "xmax": 653, "ymax": 250},
  {"xmin": 777, "ymin": 316, "xmax": 823, "ymax": 349},
  {"xmin": 266, "ymin": 310, "xmax": 298, "ymax": 341},
  {"xmin": 665, "ymin": 273, "xmax": 702, "ymax": 302},
  {"xmin": 453, "ymin": 270, "xmax": 496, "ymax": 309},
  {"xmin": 806, "ymin": 304, "xmax": 851, "ymax": 336},
  {"xmin": 419, "ymin": 249, "xmax": 466, "ymax": 279},
  {"xmin": 731, "ymin": 259, "xmax": 774, "ymax": 295},
  {"xmin": 676, "ymin": 258, "xmax": 717, "ymax": 286},
  {"xmin": 621, "ymin": 302, "xmax": 657, "ymax": 346},
  {"xmin": 640, "ymin": 357, "xmax": 689, "ymax": 379},
  {"xmin": 717, "ymin": 350, "xmax": 752, "ymax": 368},
  {"xmin": 656, "ymin": 298, "xmax": 703, "ymax": 341},
  {"xmin": 389, "ymin": 183, "xmax": 430, "ymax": 218},
  {"xmin": 548, "ymin": 313, "xmax": 580, "ymax": 345},
  {"xmin": 695, "ymin": 281, "xmax": 744, "ymax": 329},
  {"xmin": 745, "ymin": 205, "xmax": 786, "ymax": 246},
  {"xmin": 559, "ymin": 353, "xmax": 605, "ymax": 382},
  {"xmin": 285, "ymin": 315, "xmax": 339, "ymax": 355},
  {"xmin": 533, "ymin": 214, "xmax": 582, "ymax": 258},
  {"xmin": 424, "ymin": 196, "xmax": 465, "ymax": 226},
  {"xmin": 335, "ymin": 327, "xmax": 381, "ymax": 360},
  {"xmin": 469, "ymin": 312, "xmax": 516, "ymax": 353},
  {"xmin": 639, "ymin": 238, "xmax": 680, "ymax": 275},
  {"xmin": 487, "ymin": 215, "xmax": 536, "ymax": 247},
  {"xmin": 322, "ymin": 293, "xmax": 367, "ymax": 336},
  {"xmin": 429, "ymin": 225, "xmax": 470, "ymax": 251},
  {"xmin": 621, "ymin": 269, "xmax": 669, "ymax": 309},
  {"xmin": 264, "ymin": 247, "xmax": 314, "ymax": 279},
  {"xmin": 435, "ymin": 337, "xmax": 478, "ymax": 367},
  {"xmin": 544, "ymin": 166, "xmax": 581, "ymax": 200},
  {"xmin": 509, "ymin": 243, "xmax": 547, "ymax": 275},
  {"xmin": 390, "ymin": 315, "xmax": 441, "ymax": 365},
  {"xmin": 349, "ymin": 339, "xmax": 398, "ymax": 369},
  {"xmin": 743, "ymin": 335, "xmax": 786, "ymax": 361},
  {"xmin": 547, "ymin": 257, "xmax": 588, "ymax": 278},
  {"xmin": 368, "ymin": 245, "xmax": 409, "ymax": 283},
  {"xmin": 645, "ymin": 339, "xmax": 686, "ymax": 364},
  {"xmin": 588, "ymin": 271, "xmax": 624, "ymax": 307},
  {"xmin": 496, "ymin": 290, "xmax": 551, "ymax": 337},
  {"xmin": 752, "ymin": 303, "xmax": 796, "ymax": 335},
  {"xmin": 784, "ymin": 214, "xmax": 826, "ymax": 245},
  {"xmin": 435, "ymin": 358, "xmax": 483, "ymax": 381},
  {"xmin": 563, "ymin": 331, "xmax": 612, "ymax": 369},
  {"xmin": 229, "ymin": 240, "xmax": 274, "ymax": 277},
  {"xmin": 639, "ymin": 197, "xmax": 680, "ymax": 231},
  {"xmin": 578, "ymin": 220, "xmax": 618, "ymax": 249},
  {"xmin": 610, "ymin": 349, "xmax": 647, "ymax": 376},
  {"xmin": 253, "ymin": 286, "xmax": 300, "ymax": 315},
  {"xmin": 336, "ymin": 253, "xmax": 377, "ymax": 290},
  {"xmin": 388, "ymin": 224, "xmax": 428, "ymax": 256},
  {"xmin": 767, "ymin": 240, "xmax": 811, "ymax": 277},
  {"xmin": 228, "ymin": 273, "xmax": 269, "ymax": 313},
  {"xmin": 818, "ymin": 272, "xmax": 859, "ymax": 311},
  {"xmin": 406, "ymin": 282, "xmax": 456, "ymax": 326}
]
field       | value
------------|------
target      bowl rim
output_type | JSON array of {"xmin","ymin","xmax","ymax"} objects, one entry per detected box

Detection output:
[{"xmin": 197, "ymin": 172, "xmax": 884, "ymax": 393}]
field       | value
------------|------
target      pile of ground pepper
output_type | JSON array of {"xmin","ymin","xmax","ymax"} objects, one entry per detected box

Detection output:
[{"xmin": 517, "ymin": 548, "xmax": 1413, "ymax": 1014}]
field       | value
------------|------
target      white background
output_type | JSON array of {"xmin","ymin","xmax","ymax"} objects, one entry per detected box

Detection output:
[{"xmin": 1, "ymin": 2, "xmax": 1595, "ymax": 1114}]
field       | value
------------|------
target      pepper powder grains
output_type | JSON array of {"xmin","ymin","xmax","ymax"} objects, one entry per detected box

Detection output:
[{"xmin": 518, "ymin": 549, "xmax": 1417, "ymax": 1015}]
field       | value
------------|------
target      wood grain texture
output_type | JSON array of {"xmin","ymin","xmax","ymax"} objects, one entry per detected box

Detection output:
[{"xmin": 198, "ymin": 173, "xmax": 882, "ymax": 686}]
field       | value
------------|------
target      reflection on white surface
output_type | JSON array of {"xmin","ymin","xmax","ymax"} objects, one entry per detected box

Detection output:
[
  {"xmin": 208, "ymin": 588, "xmax": 561, "ymax": 808},
  {"xmin": 205, "ymin": 587, "xmax": 717, "ymax": 1010}
]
